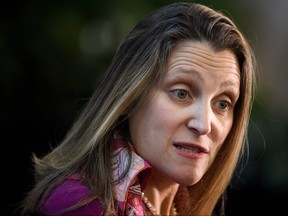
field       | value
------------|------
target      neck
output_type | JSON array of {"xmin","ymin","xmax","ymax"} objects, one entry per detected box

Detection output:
[{"xmin": 143, "ymin": 170, "xmax": 180, "ymax": 215}]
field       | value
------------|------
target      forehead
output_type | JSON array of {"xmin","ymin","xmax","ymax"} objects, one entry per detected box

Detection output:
[
  {"xmin": 170, "ymin": 41, "xmax": 239, "ymax": 70},
  {"xmin": 165, "ymin": 40, "xmax": 240, "ymax": 81}
]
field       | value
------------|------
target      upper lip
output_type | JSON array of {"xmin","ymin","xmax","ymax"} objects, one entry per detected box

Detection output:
[{"xmin": 173, "ymin": 141, "xmax": 209, "ymax": 153}]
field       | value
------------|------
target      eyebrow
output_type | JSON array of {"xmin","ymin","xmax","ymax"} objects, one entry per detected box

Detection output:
[
  {"xmin": 166, "ymin": 67, "xmax": 240, "ymax": 96},
  {"xmin": 220, "ymin": 80, "xmax": 240, "ymax": 98},
  {"xmin": 166, "ymin": 67, "xmax": 203, "ymax": 82},
  {"xmin": 168, "ymin": 67, "xmax": 240, "ymax": 86},
  {"xmin": 221, "ymin": 80, "xmax": 240, "ymax": 88}
]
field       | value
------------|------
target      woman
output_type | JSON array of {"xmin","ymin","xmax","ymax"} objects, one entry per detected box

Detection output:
[{"xmin": 22, "ymin": 2, "xmax": 256, "ymax": 215}]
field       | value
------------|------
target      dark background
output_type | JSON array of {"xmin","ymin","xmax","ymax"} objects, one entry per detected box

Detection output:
[{"xmin": 2, "ymin": 0, "xmax": 288, "ymax": 215}]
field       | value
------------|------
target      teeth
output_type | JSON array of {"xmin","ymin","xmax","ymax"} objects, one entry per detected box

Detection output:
[{"xmin": 178, "ymin": 146, "xmax": 201, "ymax": 153}]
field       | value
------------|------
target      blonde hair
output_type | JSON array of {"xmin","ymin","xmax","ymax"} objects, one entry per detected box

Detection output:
[{"xmin": 23, "ymin": 2, "xmax": 256, "ymax": 215}]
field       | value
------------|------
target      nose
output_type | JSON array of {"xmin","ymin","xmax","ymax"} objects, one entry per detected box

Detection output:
[{"xmin": 187, "ymin": 101, "xmax": 212, "ymax": 135}]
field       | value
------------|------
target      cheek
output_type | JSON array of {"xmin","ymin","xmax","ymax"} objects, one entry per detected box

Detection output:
[
  {"xmin": 149, "ymin": 101, "xmax": 183, "ymax": 135},
  {"xmin": 129, "ymin": 98, "xmax": 178, "ymax": 146},
  {"xmin": 217, "ymin": 119, "xmax": 233, "ymax": 146},
  {"xmin": 141, "ymin": 104, "xmax": 176, "ymax": 137},
  {"xmin": 128, "ymin": 102, "xmax": 160, "ymax": 143}
]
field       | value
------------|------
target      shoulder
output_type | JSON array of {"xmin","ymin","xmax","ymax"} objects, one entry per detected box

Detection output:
[{"xmin": 44, "ymin": 175, "xmax": 104, "ymax": 215}]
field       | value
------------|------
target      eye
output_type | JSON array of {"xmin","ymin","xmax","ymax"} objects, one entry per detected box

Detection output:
[
  {"xmin": 173, "ymin": 89, "xmax": 189, "ymax": 100},
  {"xmin": 216, "ymin": 100, "xmax": 230, "ymax": 110}
]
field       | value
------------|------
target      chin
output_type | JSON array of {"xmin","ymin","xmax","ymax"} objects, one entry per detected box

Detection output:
[{"xmin": 174, "ymin": 175, "xmax": 202, "ymax": 186}]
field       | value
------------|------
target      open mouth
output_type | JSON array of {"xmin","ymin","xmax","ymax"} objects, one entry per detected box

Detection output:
[
  {"xmin": 174, "ymin": 144, "xmax": 202, "ymax": 153},
  {"xmin": 173, "ymin": 142, "xmax": 208, "ymax": 154}
]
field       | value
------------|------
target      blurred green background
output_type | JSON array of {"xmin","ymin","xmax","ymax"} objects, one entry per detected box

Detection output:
[{"xmin": 2, "ymin": 0, "xmax": 288, "ymax": 215}]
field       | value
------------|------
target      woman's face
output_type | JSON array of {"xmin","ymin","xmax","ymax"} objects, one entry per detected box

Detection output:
[{"xmin": 128, "ymin": 41, "xmax": 240, "ymax": 186}]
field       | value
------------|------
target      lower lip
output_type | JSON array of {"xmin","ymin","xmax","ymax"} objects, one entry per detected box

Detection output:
[{"xmin": 174, "ymin": 146, "xmax": 207, "ymax": 159}]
